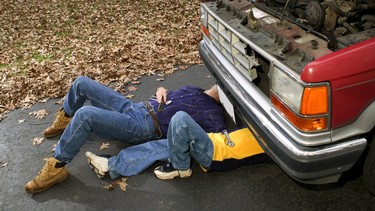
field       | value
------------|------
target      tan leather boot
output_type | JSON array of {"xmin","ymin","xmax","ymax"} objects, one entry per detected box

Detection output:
[
  {"xmin": 43, "ymin": 109, "xmax": 71, "ymax": 138},
  {"xmin": 25, "ymin": 157, "xmax": 70, "ymax": 194}
]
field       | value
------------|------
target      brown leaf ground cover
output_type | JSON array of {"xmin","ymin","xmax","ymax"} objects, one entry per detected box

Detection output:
[{"xmin": 0, "ymin": 0, "xmax": 202, "ymax": 121}]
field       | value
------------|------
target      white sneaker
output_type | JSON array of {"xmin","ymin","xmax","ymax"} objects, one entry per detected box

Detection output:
[
  {"xmin": 154, "ymin": 162, "xmax": 192, "ymax": 180},
  {"xmin": 85, "ymin": 151, "xmax": 109, "ymax": 178}
]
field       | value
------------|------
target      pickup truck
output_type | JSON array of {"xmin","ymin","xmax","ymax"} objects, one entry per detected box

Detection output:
[{"xmin": 198, "ymin": 0, "xmax": 375, "ymax": 194}]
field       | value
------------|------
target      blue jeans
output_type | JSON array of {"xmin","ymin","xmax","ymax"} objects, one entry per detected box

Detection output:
[
  {"xmin": 54, "ymin": 76, "xmax": 158, "ymax": 163},
  {"xmin": 106, "ymin": 111, "xmax": 213, "ymax": 178},
  {"xmin": 168, "ymin": 111, "xmax": 213, "ymax": 170},
  {"xmin": 108, "ymin": 139, "xmax": 169, "ymax": 178}
]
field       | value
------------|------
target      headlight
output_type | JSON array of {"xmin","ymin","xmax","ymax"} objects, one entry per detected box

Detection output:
[
  {"xmin": 271, "ymin": 66, "xmax": 330, "ymax": 132},
  {"xmin": 271, "ymin": 67, "xmax": 304, "ymax": 113}
]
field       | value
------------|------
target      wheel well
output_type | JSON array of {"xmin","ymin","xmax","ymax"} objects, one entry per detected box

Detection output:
[
  {"xmin": 338, "ymin": 127, "xmax": 375, "ymax": 183},
  {"xmin": 365, "ymin": 127, "xmax": 375, "ymax": 146},
  {"xmin": 359, "ymin": 127, "xmax": 375, "ymax": 167}
]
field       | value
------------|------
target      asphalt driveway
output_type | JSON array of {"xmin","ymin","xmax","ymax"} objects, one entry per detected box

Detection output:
[{"xmin": 1, "ymin": 65, "xmax": 374, "ymax": 211}]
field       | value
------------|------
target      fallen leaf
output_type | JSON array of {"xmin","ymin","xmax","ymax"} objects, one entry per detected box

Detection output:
[
  {"xmin": 40, "ymin": 98, "xmax": 49, "ymax": 103},
  {"xmin": 125, "ymin": 94, "xmax": 134, "ymax": 99},
  {"xmin": 179, "ymin": 65, "xmax": 189, "ymax": 70},
  {"xmin": 128, "ymin": 86, "xmax": 138, "ymax": 92},
  {"xmin": 1, "ymin": 162, "xmax": 9, "ymax": 168},
  {"xmin": 56, "ymin": 97, "xmax": 65, "ymax": 105},
  {"xmin": 100, "ymin": 142, "xmax": 110, "ymax": 151},
  {"xmin": 104, "ymin": 179, "xmax": 123, "ymax": 190},
  {"xmin": 104, "ymin": 177, "xmax": 128, "ymax": 191},
  {"xmin": 119, "ymin": 177, "xmax": 128, "ymax": 192},
  {"xmin": 32, "ymin": 137, "xmax": 45, "ymax": 145},
  {"xmin": 29, "ymin": 109, "xmax": 49, "ymax": 119},
  {"xmin": 51, "ymin": 144, "xmax": 57, "ymax": 152},
  {"xmin": 104, "ymin": 180, "xmax": 119, "ymax": 190},
  {"xmin": 18, "ymin": 119, "xmax": 25, "ymax": 124}
]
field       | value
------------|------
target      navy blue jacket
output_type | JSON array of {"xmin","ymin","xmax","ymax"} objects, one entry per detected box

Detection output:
[{"xmin": 149, "ymin": 86, "xmax": 226, "ymax": 137}]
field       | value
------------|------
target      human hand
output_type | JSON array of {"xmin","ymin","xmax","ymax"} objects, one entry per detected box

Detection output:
[{"xmin": 156, "ymin": 87, "xmax": 168, "ymax": 103}]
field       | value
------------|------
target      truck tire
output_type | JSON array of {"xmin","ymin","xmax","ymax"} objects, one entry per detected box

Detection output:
[{"xmin": 364, "ymin": 134, "xmax": 375, "ymax": 195}]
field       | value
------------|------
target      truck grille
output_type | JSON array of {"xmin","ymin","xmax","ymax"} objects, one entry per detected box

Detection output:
[{"xmin": 207, "ymin": 13, "xmax": 259, "ymax": 80}]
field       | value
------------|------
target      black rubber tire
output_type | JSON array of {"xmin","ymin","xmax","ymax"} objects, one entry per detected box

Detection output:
[{"xmin": 364, "ymin": 134, "xmax": 375, "ymax": 195}]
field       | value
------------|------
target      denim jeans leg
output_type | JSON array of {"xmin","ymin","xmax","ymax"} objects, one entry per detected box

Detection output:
[
  {"xmin": 108, "ymin": 139, "xmax": 169, "ymax": 179},
  {"xmin": 54, "ymin": 105, "xmax": 156, "ymax": 163},
  {"xmin": 63, "ymin": 76, "xmax": 133, "ymax": 116},
  {"xmin": 167, "ymin": 111, "xmax": 213, "ymax": 170}
]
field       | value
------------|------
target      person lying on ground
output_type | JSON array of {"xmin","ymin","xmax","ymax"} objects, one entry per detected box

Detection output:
[
  {"xmin": 154, "ymin": 111, "xmax": 269, "ymax": 179},
  {"xmin": 25, "ymin": 76, "xmax": 227, "ymax": 194},
  {"xmin": 85, "ymin": 111, "xmax": 269, "ymax": 180}
]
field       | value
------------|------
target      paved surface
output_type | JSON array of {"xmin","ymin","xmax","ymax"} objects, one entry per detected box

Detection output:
[{"xmin": 1, "ymin": 65, "xmax": 375, "ymax": 211}]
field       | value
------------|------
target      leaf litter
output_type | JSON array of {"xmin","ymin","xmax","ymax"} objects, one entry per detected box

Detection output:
[
  {"xmin": 100, "ymin": 142, "xmax": 111, "ymax": 151},
  {"xmin": 0, "ymin": 0, "xmax": 202, "ymax": 121},
  {"xmin": 32, "ymin": 137, "xmax": 46, "ymax": 145},
  {"xmin": 104, "ymin": 177, "xmax": 128, "ymax": 192},
  {"xmin": 127, "ymin": 86, "xmax": 138, "ymax": 92},
  {"xmin": 1, "ymin": 161, "xmax": 9, "ymax": 168},
  {"xmin": 29, "ymin": 109, "xmax": 49, "ymax": 119}
]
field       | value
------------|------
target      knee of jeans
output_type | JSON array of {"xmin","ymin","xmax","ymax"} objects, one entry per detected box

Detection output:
[
  {"xmin": 172, "ymin": 111, "xmax": 190, "ymax": 123},
  {"xmin": 75, "ymin": 106, "xmax": 96, "ymax": 121},
  {"xmin": 74, "ymin": 106, "xmax": 97, "ymax": 131},
  {"xmin": 75, "ymin": 76, "xmax": 90, "ymax": 84},
  {"xmin": 73, "ymin": 76, "xmax": 91, "ymax": 89}
]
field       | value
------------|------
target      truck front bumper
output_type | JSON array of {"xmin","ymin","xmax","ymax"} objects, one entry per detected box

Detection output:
[{"xmin": 199, "ymin": 40, "xmax": 367, "ymax": 184}]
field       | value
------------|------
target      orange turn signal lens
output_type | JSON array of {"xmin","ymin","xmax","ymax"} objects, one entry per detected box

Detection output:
[
  {"xmin": 271, "ymin": 94, "xmax": 327, "ymax": 131},
  {"xmin": 201, "ymin": 24, "xmax": 210, "ymax": 38},
  {"xmin": 300, "ymin": 86, "xmax": 328, "ymax": 115}
]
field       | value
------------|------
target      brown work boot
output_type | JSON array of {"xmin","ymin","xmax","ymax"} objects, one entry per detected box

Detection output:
[
  {"xmin": 43, "ymin": 109, "xmax": 71, "ymax": 138},
  {"xmin": 25, "ymin": 157, "xmax": 70, "ymax": 194}
]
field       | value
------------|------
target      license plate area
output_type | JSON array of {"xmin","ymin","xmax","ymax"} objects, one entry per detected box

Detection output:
[{"xmin": 218, "ymin": 85, "xmax": 236, "ymax": 124}]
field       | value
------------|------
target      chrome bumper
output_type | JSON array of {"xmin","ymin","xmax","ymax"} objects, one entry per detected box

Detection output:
[{"xmin": 199, "ymin": 40, "xmax": 367, "ymax": 184}]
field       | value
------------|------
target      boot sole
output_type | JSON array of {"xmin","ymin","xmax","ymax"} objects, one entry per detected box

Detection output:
[
  {"xmin": 26, "ymin": 172, "xmax": 70, "ymax": 194},
  {"xmin": 86, "ymin": 157, "xmax": 106, "ymax": 179},
  {"xmin": 43, "ymin": 130, "xmax": 64, "ymax": 138}
]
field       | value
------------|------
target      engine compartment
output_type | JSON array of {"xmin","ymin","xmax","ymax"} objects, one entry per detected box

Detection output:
[{"xmin": 256, "ymin": 0, "xmax": 375, "ymax": 49}]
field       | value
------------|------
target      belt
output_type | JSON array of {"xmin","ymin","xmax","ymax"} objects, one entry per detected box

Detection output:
[{"xmin": 144, "ymin": 101, "xmax": 162, "ymax": 138}]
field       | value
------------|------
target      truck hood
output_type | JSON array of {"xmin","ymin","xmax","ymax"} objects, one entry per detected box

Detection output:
[{"xmin": 301, "ymin": 37, "xmax": 375, "ymax": 83}]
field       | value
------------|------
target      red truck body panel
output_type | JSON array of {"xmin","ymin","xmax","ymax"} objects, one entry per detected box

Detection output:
[{"xmin": 301, "ymin": 37, "xmax": 375, "ymax": 128}]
